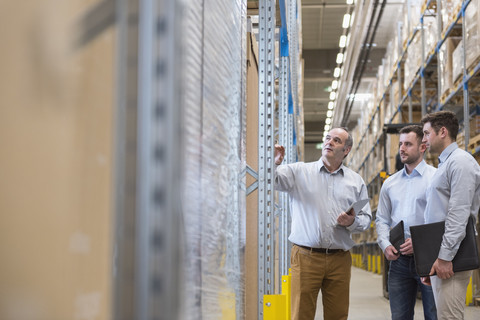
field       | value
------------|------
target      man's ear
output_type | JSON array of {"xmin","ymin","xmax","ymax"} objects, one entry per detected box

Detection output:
[
  {"xmin": 440, "ymin": 126, "xmax": 448, "ymax": 138},
  {"xmin": 344, "ymin": 146, "xmax": 352, "ymax": 156},
  {"xmin": 419, "ymin": 142, "xmax": 427, "ymax": 153}
]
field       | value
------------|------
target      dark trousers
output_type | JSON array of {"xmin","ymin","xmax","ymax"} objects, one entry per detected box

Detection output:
[{"xmin": 388, "ymin": 255, "xmax": 437, "ymax": 320}]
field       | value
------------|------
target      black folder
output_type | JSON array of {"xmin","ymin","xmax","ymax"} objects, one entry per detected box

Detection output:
[
  {"xmin": 410, "ymin": 215, "xmax": 479, "ymax": 277},
  {"xmin": 389, "ymin": 220, "xmax": 405, "ymax": 253}
]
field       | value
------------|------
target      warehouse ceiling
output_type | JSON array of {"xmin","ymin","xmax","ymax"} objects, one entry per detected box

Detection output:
[
  {"xmin": 247, "ymin": 0, "xmax": 405, "ymax": 156},
  {"xmin": 302, "ymin": 0, "xmax": 402, "ymax": 147}
]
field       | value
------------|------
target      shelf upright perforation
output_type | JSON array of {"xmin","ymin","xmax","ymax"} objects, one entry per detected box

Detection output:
[
  {"xmin": 122, "ymin": 0, "xmax": 184, "ymax": 319},
  {"xmin": 278, "ymin": 0, "xmax": 290, "ymax": 284},
  {"xmin": 289, "ymin": 0, "xmax": 301, "ymax": 145},
  {"xmin": 277, "ymin": 0, "xmax": 297, "ymax": 286},
  {"xmin": 278, "ymin": 53, "xmax": 289, "ymax": 287},
  {"xmin": 258, "ymin": 0, "xmax": 276, "ymax": 318}
]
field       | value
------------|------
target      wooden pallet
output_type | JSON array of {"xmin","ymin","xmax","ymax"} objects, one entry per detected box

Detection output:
[
  {"xmin": 467, "ymin": 54, "xmax": 480, "ymax": 76},
  {"xmin": 421, "ymin": 0, "xmax": 437, "ymax": 13},
  {"xmin": 468, "ymin": 134, "xmax": 480, "ymax": 154},
  {"xmin": 445, "ymin": 55, "xmax": 480, "ymax": 104},
  {"xmin": 440, "ymin": 86, "xmax": 456, "ymax": 105},
  {"xmin": 441, "ymin": 3, "xmax": 463, "ymax": 37}
]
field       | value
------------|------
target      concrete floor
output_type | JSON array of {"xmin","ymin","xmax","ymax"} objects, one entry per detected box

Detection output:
[{"xmin": 314, "ymin": 267, "xmax": 480, "ymax": 319}]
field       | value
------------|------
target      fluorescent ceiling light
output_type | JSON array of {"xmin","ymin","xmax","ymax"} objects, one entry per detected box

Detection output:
[
  {"xmin": 339, "ymin": 35, "xmax": 347, "ymax": 48},
  {"xmin": 324, "ymin": 124, "xmax": 330, "ymax": 131},
  {"xmin": 342, "ymin": 14, "xmax": 351, "ymax": 28},
  {"xmin": 346, "ymin": 0, "xmax": 354, "ymax": 4},
  {"xmin": 350, "ymin": 93, "xmax": 372, "ymax": 102},
  {"xmin": 327, "ymin": 110, "xmax": 333, "ymax": 117},
  {"xmin": 331, "ymin": 80, "xmax": 338, "ymax": 90},
  {"xmin": 325, "ymin": 118, "xmax": 332, "ymax": 125},
  {"xmin": 329, "ymin": 91, "xmax": 336, "ymax": 100},
  {"xmin": 336, "ymin": 53, "xmax": 344, "ymax": 64},
  {"xmin": 328, "ymin": 101, "xmax": 334, "ymax": 110},
  {"xmin": 334, "ymin": 67, "xmax": 341, "ymax": 77}
]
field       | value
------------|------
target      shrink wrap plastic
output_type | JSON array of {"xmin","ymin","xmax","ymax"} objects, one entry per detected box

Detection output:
[
  {"xmin": 452, "ymin": 0, "xmax": 480, "ymax": 83},
  {"xmin": 181, "ymin": 0, "xmax": 246, "ymax": 318}
]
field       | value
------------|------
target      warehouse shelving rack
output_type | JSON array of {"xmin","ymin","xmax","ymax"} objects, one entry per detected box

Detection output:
[
  {"xmin": 349, "ymin": 0, "xmax": 480, "ymax": 189},
  {"xmin": 113, "ymin": 0, "xmax": 185, "ymax": 319},
  {"xmin": 255, "ymin": 0, "xmax": 302, "ymax": 318}
]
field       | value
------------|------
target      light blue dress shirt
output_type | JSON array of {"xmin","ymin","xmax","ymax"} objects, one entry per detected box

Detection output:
[
  {"xmin": 376, "ymin": 160, "xmax": 437, "ymax": 252},
  {"xmin": 275, "ymin": 158, "xmax": 372, "ymax": 250},
  {"xmin": 424, "ymin": 142, "xmax": 480, "ymax": 261}
]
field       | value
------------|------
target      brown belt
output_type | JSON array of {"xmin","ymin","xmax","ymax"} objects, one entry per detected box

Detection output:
[{"xmin": 295, "ymin": 244, "xmax": 344, "ymax": 254}]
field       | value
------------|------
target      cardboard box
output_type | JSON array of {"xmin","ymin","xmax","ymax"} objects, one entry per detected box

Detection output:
[
  {"xmin": 0, "ymin": 1, "xmax": 114, "ymax": 319},
  {"xmin": 439, "ymin": 37, "xmax": 462, "ymax": 98}
]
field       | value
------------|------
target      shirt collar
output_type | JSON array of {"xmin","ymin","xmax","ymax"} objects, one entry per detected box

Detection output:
[
  {"xmin": 402, "ymin": 159, "xmax": 427, "ymax": 177},
  {"xmin": 438, "ymin": 142, "xmax": 458, "ymax": 165},
  {"xmin": 318, "ymin": 158, "xmax": 345, "ymax": 175}
]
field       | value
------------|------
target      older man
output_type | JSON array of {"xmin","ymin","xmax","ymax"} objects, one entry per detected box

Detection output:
[{"xmin": 274, "ymin": 127, "xmax": 372, "ymax": 320}]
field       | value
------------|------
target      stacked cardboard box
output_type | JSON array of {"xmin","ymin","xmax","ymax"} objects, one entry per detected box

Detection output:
[
  {"xmin": 402, "ymin": 0, "xmax": 422, "ymax": 45},
  {"xmin": 439, "ymin": 37, "xmax": 462, "ymax": 98},
  {"xmin": 441, "ymin": 0, "xmax": 462, "ymax": 33},
  {"xmin": 404, "ymin": 33, "xmax": 422, "ymax": 91},
  {"xmin": 452, "ymin": 0, "xmax": 480, "ymax": 82}
]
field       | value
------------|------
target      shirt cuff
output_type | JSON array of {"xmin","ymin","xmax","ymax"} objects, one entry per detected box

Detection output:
[
  {"xmin": 378, "ymin": 239, "xmax": 391, "ymax": 253},
  {"xmin": 346, "ymin": 217, "xmax": 360, "ymax": 231},
  {"xmin": 438, "ymin": 246, "xmax": 456, "ymax": 262}
]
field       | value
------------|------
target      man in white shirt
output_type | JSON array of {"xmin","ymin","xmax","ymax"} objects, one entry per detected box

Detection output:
[
  {"xmin": 274, "ymin": 127, "xmax": 372, "ymax": 320},
  {"xmin": 421, "ymin": 111, "xmax": 480, "ymax": 319},
  {"xmin": 376, "ymin": 125, "xmax": 437, "ymax": 320}
]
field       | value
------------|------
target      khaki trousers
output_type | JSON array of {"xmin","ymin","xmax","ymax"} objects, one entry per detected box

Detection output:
[
  {"xmin": 431, "ymin": 270, "xmax": 472, "ymax": 320},
  {"xmin": 290, "ymin": 245, "xmax": 351, "ymax": 320}
]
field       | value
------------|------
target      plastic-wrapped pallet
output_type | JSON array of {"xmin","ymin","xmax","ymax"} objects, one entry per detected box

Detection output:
[
  {"xmin": 181, "ymin": 0, "xmax": 246, "ymax": 319},
  {"xmin": 390, "ymin": 81, "xmax": 401, "ymax": 121},
  {"xmin": 452, "ymin": 39, "xmax": 464, "ymax": 83},
  {"xmin": 383, "ymin": 44, "xmax": 392, "ymax": 88},
  {"xmin": 439, "ymin": 37, "xmax": 462, "ymax": 98},
  {"xmin": 441, "ymin": 0, "xmax": 462, "ymax": 33},
  {"xmin": 424, "ymin": 16, "xmax": 438, "ymax": 55},
  {"xmin": 377, "ymin": 63, "xmax": 385, "ymax": 102},
  {"xmin": 465, "ymin": 0, "xmax": 480, "ymax": 70},
  {"xmin": 452, "ymin": 0, "xmax": 480, "ymax": 83},
  {"xmin": 402, "ymin": 0, "xmax": 422, "ymax": 45},
  {"xmin": 404, "ymin": 32, "xmax": 422, "ymax": 91}
]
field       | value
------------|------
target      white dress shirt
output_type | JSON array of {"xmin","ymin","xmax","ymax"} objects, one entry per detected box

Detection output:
[
  {"xmin": 424, "ymin": 142, "xmax": 480, "ymax": 261},
  {"xmin": 376, "ymin": 160, "xmax": 437, "ymax": 252},
  {"xmin": 275, "ymin": 158, "xmax": 372, "ymax": 250}
]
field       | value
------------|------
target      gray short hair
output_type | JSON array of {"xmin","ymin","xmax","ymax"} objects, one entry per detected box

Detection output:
[{"xmin": 337, "ymin": 127, "xmax": 353, "ymax": 149}]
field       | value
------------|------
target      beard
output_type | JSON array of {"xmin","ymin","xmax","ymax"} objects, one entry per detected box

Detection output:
[{"xmin": 400, "ymin": 153, "xmax": 420, "ymax": 165}]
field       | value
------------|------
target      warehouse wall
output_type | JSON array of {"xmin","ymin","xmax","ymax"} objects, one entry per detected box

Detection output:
[{"xmin": 0, "ymin": 1, "xmax": 114, "ymax": 319}]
